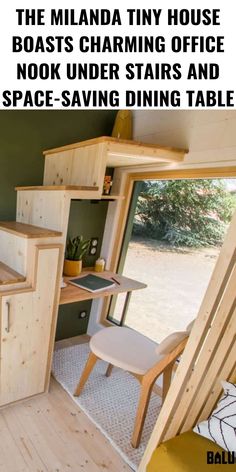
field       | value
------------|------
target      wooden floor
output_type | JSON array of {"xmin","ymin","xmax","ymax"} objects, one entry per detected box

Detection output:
[{"xmin": 0, "ymin": 336, "xmax": 132, "ymax": 472}]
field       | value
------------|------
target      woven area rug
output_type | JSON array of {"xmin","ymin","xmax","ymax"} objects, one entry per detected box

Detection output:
[{"xmin": 52, "ymin": 342, "xmax": 162, "ymax": 470}]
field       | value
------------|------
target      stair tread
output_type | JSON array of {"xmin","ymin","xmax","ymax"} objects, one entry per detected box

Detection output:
[
  {"xmin": 0, "ymin": 261, "xmax": 26, "ymax": 285},
  {"xmin": 0, "ymin": 221, "xmax": 62, "ymax": 239},
  {"xmin": 15, "ymin": 185, "xmax": 99, "ymax": 191},
  {"xmin": 43, "ymin": 136, "xmax": 188, "ymax": 158}
]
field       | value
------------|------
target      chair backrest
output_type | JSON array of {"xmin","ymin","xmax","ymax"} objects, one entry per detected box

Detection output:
[
  {"xmin": 155, "ymin": 331, "xmax": 189, "ymax": 356},
  {"xmin": 186, "ymin": 319, "xmax": 195, "ymax": 333},
  {"xmin": 155, "ymin": 319, "xmax": 195, "ymax": 356}
]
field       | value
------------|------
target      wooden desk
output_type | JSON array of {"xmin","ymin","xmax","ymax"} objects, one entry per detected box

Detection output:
[{"xmin": 59, "ymin": 270, "xmax": 147, "ymax": 325}]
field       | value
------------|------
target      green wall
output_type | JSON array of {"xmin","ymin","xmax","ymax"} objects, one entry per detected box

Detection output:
[
  {"xmin": 57, "ymin": 200, "xmax": 109, "ymax": 340},
  {"xmin": 0, "ymin": 110, "xmax": 116, "ymax": 219},
  {"xmin": 67, "ymin": 200, "xmax": 109, "ymax": 268},
  {"xmin": 0, "ymin": 110, "xmax": 116, "ymax": 339}
]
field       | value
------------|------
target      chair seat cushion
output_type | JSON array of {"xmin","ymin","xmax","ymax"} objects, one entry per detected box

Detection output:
[
  {"xmin": 147, "ymin": 431, "xmax": 226, "ymax": 472},
  {"xmin": 90, "ymin": 326, "xmax": 160, "ymax": 375}
]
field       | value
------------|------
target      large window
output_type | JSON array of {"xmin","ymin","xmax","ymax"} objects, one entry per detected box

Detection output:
[{"xmin": 108, "ymin": 178, "xmax": 236, "ymax": 343}]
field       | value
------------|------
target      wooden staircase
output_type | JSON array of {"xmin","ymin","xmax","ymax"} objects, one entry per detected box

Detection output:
[{"xmin": 0, "ymin": 136, "xmax": 186, "ymax": 407}]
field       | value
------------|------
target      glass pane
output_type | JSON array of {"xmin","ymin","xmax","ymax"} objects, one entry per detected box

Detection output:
[
  {"xmin": 107, "ymin": 292, "xmax": 127, "ymax": 325},
  {"xmin": 109, "ymin": 178, "xmax": 236, "ymax": 343}
]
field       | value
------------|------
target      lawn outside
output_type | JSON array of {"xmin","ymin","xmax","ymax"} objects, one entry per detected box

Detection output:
[{"xmin": 116, "ymin": 237, "xmax": 220, "ymax": 344}]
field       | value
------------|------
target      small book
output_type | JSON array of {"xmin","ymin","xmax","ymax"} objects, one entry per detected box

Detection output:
[{"xmin": 68, "ymin": 274, "xmax": 116, "ymax": 293}]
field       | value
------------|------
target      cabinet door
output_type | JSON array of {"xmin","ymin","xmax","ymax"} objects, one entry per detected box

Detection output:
[
  {"xmin": 0, "ymin": 247, "xmax": 60, "ymax": 406},
  {"xmin": 0, "ymin": 292, "xmax": 53, "ymax": 405}
]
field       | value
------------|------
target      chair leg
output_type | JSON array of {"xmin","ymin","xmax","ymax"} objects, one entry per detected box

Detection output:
[
  {"xmin": 74, "ymin": 352, "xmax": 98, "ymax": 396},
  {"xmin": 131, "ymin": 380, "xmax": 154, "ymax": 448},
  {"xmin": 162, "ymin": 361, "xmax": 175, "ymax": 401},
  {"xmin": 105, "ymin": 363, "xmax": 113, "ymax": 377}
]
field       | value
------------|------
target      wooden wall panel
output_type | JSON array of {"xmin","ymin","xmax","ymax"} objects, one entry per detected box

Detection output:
[
  {"xmin": 0, "ymin": 231, "xmax": 27, "ymax": 276},
  {"xmin": 43, "ymin": 143, "xmax": 107, "ymax": 193},
  {"xmin": 16, "ymin": 190, "xmax": 71, "ymax": 237}
]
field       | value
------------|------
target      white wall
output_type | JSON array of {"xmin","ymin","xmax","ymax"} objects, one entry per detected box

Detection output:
[{"xmin": 133, "ymin": 110, "xmax": 236, "ymax": 168}]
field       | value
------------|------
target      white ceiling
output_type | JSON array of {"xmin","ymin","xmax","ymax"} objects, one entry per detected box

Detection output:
[{"xmin": 133, "ymin": 110, "xmax": 236, "ymax": 167}]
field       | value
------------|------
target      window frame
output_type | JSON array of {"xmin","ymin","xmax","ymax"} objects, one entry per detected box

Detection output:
[{"xmin": 99, "ymin": 166, "xmax": 236, "ymax": 326}]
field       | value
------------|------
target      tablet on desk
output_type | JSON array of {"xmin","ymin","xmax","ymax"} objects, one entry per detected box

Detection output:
[{"xmin": 68, "ymin": 274, "xmax": 116, "ymax": 293}]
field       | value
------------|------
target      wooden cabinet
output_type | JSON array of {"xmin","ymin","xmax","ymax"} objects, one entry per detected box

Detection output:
[
  {"xmin": 0, "ymin": 246, "xmax": 61, "ymax": 407},
  {"xmin": 0, "ymin": 293, "xmax": 40, "ymax": 405}
]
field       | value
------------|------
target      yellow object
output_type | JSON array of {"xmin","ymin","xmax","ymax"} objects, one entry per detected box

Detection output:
[
  {"xmin": 63, "ymin": 259, "xmax": 82, "ymax": 276},
  {"xmin": 95, "ymin": 258, "xmax": 105, "ymax": 272},
  {"xmin": 147, "ymin": 431, "xmax": 225, "ymax": 472},
  {"xmin": 112, "ymin": 110, "xmax": 133, "ymax": 140}
]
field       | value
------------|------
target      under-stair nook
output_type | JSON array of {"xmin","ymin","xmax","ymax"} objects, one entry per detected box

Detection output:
[{"xmin": 0, "ymin": 136, "xmax": 186, "ymax": 408}]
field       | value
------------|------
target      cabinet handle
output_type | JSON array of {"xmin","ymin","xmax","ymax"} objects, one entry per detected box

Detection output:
[{"xmin": 5, "ymin": 301, "xmax": 10, "ymax": 333}]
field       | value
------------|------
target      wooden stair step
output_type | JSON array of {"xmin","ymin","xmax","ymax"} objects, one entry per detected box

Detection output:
[
  {"xmin": 15, "ymin": 185, "xmax": 99, "ymax": 191},
  {"xmin": 0, "ymin": 221, "xmax": 62, "ymax": 239},
  {"xmin": 0, "ymin": 261, "xmax": 26, "ymax": 285},
  {"xmin": 43, "ymin": 136, "xmax": 187, "ymax": 165}
]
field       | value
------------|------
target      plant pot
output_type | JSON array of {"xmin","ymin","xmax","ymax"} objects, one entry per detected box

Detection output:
[{"xmin": 63, "ymin": 259, "xmax": 82, "ymax": 277}]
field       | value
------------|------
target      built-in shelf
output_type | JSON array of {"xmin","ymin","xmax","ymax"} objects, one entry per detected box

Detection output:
[
  {"xmin": 0, "ymin": 261, "xmax": 26, "ymax": 285},
  {"xmin": 0, "ymin": 221, "xmax": 62, "ymax": 239},
  {"xmin": 101, "ymin": 195, "xmax": 125, "ymax": 201}
]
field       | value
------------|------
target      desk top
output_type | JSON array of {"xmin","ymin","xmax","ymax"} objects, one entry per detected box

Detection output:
[{"xmin": 59, "ymin": 270, "xmax": 146, "ymax": 305}]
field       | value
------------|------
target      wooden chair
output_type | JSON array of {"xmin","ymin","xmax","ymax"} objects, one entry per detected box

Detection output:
[{"xmin": 74, "ymin": 322, "xmax": 194, "ymax": 448}]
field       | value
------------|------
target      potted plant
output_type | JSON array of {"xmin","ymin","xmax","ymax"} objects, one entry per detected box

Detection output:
[{"xmin": 63, "ymin": 235, "xmax": 91, "ymax": 276}]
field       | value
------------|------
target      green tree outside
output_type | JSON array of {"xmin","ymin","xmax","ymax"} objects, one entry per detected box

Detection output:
[{"xmin": 133, "ymin": 179, "xmax": 236, "ymax": 247}]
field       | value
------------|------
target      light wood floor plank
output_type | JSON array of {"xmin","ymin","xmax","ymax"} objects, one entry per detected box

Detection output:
[
  {"xmin": 1, "ymin": 407, "xmax": 49, "ymax": 472},
  {"xmin": 0, "ymin": 335, "xmax": 131, "ymax": 472},
  {"xmin": 48, "ymin": 379, "xmax": 129, "ymax": 471},
  {"xmin": 0, "ymin": 414, "xmax": 31, "ymax": 472},
  {"xmin": 0, "ymin": 377, "xmax": 131, "ymax": 472},
  {"xmin": 18, "ymin": 394, "xmax": 104, "ymax": 472}
]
